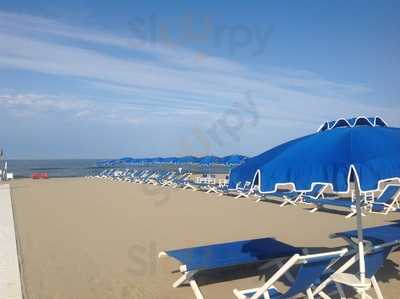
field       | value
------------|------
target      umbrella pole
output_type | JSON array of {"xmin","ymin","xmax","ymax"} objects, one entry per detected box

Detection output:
[{"xmin": 354, "ymin": 177, "xmax": 366, "ymax": 299}]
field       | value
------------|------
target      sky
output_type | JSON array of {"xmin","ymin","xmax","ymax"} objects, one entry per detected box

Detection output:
[{"xmin": 0, "ymin": 1, "xmax": 399, "ymax": 159}]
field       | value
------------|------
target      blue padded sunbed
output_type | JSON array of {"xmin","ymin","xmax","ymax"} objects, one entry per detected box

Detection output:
[
  {"xmin": 260, "ymin": 183, "xmax": 327, "ymax": 206},
  {"xmin": 257, "ymin": 189, "xmax": 302, "ymax": 205},
  {"xmin": 305, "ymin": 184, "xmax": 400, "ymax": 218},
  {"xmin": 369, "ymin": 184, "xmax": 400, "ymax": 214},
  {"xmin": 303, "ymin": 197, "xmax": 361, "ymax": 218},
  {"xmin": 312, "ymin": 239, "xmax": 400, "ymax": 299},
  {"xmin": 169, "ymin": 173, "xmax": 192, "ymax": 188},
  {"xmin": 301, "ymin": 183, "xmax": 329, "ymax": 200},
  {"xmin": 332, "ymin": 223, "xmax": 400, "ymax": 245},
  {"xmin": 234, "ymin": 249, "xmax": 348, "ymax": 299},
  {"xmin": 159, "ymin": 237, "xmax": 302, "ymax": 299},
  {"xmin": 236, "ymin": 240, "xmax": 400, "ymax": 299}
]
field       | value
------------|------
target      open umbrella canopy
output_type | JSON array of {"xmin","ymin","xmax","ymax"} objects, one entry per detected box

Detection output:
[
  {"xmin": 222, "ymin": 154, "xmax": 248, "ymax": 165},
  {"xmin": 177, "ymin": 156, "xmax": 199, "ymax": 164},
  {"xmin": 198, "ymin": 155, "xmax": 221, "ymax": 165},
  {"xmin": 163, "ymin": 157, "xmax": 178, "ymax": 163},
  {"xmin": 229, "ymin": 116, "xmax": 400, "ymax": 193},
  {"xmin": 318, "ymin": 116, "xmax": 387, "ymax": 132},
  {"xmin": 152, "ymin": 157, "xmax": 165, "ymax": 163}
]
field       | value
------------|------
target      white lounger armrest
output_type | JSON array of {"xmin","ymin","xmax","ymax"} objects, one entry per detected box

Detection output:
[
  {"xmin": 331, "ymin": 272, "xmax": 371, "ymax": 290},
  {"xmin": 233, "ymin": 286, "xmax": 278, "ymax": 299}
]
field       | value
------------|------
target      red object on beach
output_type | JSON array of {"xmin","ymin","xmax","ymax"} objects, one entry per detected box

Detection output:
[{"xmin": 32, "ymin": 172, "xmax": 49, "ymax": 179}]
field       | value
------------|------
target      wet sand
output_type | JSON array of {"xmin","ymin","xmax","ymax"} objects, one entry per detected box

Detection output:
[{"xmin": 10, "ymin": 178, "xmax": 400, "ymax": 299}]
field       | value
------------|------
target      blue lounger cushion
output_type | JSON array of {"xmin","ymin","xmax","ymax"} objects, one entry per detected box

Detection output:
[
  {"xmin": 302, "ymin": 183, "xmax": 329, "ymax": 199},
  {"xmin": 370, "ymin": 185, "xmax": 400, "ymax": 213},
  {"xmin": 371, "ymin": 205, "xmax": 399, "ymax": 212},
  {"xmin": 271, "ymin": 190, "xmax": 301, "ymax": 198},
  {"xmin": 165, "ymin": 237, "xmax": 302, "ymax": 272},
  {"xmin": 236, "ymin": 250, "xmax": 345, "ymax": 299},
  {"xmin": 333, "ymin": 223, "xmax": 400, "ymax": 244},
  {"xmin": 304, "ymin": 197, "xmax": 354, "ymax": 208}
]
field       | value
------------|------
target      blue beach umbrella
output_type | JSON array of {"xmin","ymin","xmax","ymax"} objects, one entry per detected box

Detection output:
[
  {"xmin": 96, "ymin": 159, "xmax": 113, "ymax": 167},
  {"xmin": 222, "ymin": 154, "xmax": 248, "ymax": 165},
  {"xmin": 229, "ymin": 116, "xmax": 400, "ymax": 297},
  {"xmin": 163, "ymin": 157, "xmax": 178, "ymax": 164},
  {"xmin": 118, "ymin": 157, "xmax": 135, "ymax": 164},
  {"xmin": 178, "ymin": 156, "xmax": 199, "ymax": 164},
  {"xmin": 199, "ymin": 155, "xmax": 221, "ymax": 174},
  {"xmin": 152, "ymin": 157, "xmax": 164, "ymax": 164},
  {"xmin": 199, "ymin": 155, "xmax": 220, "ymax": 165},
  {"xmin": 229, "ymin": 116, "xmax": 399, "ymax": 192}
]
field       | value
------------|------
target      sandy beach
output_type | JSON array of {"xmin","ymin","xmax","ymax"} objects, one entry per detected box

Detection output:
[{"xmin": 9, "ymin": 178, "xmax": 400, "ymax": 299}]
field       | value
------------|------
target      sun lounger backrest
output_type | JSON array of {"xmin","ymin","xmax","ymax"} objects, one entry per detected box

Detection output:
[
  {"xmin": 242, "ymin": 181, "xmax": 252, "ymax": 190},
  {"xmin": 312, "ymin": 241, "xmax": 399, "ymax": 297},
  {"xmin": 375, "ymin": 185, "xmax": 400, "ymax": 204},
  {"xmin": 364, "ymin": 246, "xmax": 392, "ymax": 278},
  {"xmin": 280, "ymin": 252, "xmax": 344, "ymax": 299},
  {"xmin": 304, "ymin": 184, "xmax": 327, "ymax": 199}
]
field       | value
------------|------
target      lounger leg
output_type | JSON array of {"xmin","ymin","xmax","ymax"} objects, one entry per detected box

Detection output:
[
  {"xmin": 173, "ymin": 272, "xmax": 189, "ymax": 288},
  {"xmin": 207, "ymin": 188, "xmax": 218, "ymax": 194},
  {"xmin": 335, "ymin": 282, "xmax": 346, "ymax": 299},
  {"xmin": 306, "ymin": 288, "xmax": 314, "ymax": 299},
  {"xmin": 310, "ymin": 207, "xmax": 318, "ymax": 213},
  {"xmin": 294, "ymin": 195, "xmax": 303, "ymax": 204},
  {"xmin": 189, "ymin": 279, "xmax": 204, "ymax": 299},
  {"xmin": 206, "ymin": 187, "xmax": 215, "ymax": 194},
  {"xmin": 346, "ymin": 208, "xmax": 365, "ymax": 219},
  {"xmin": 345, "ymin": 210, "xmax": 356, "ymax": 219},
  {"xmin": 280, "ymin": 200, "xmax": 295, "ymax": 207},
  {"xmin": 281, "ymin": 197, "xmax": 296, "ymax": 207},
  {"xmin": 318, "ymin": 291, "xmax": 333, "ymax": 299},
  {"xmin": 172, "ymin": 270, "xmax": 198, "ymax": 288},
  {"xmin": 371, "ymin": 276, "xmax": 384, "ymax": 299},
  {"xmin": 186, "ymin": 185, "xmax": 197, "ymax": 191}
]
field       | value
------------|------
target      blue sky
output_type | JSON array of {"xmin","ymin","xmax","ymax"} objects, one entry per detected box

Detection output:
[{"xmin": 0, "ymin": 1, "xmax": 399, "ymax": 159}]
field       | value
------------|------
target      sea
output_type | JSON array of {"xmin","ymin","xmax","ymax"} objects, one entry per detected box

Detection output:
[
  {"xmin": 5, "ymin": 160, "xmax": 232, "ymax": 179},
  {"xmin": 5, "ymin": 159, "xmax": 100, "ymax": 178}
]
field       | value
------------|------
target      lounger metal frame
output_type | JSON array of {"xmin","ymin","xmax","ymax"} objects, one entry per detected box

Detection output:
[
  {"xmin": 233, "ymin": 249, "xmax": 348, "ymax": 299},
  {"xmin": 368, "ymin": 184, "xmax": 400, "ymax": 215}
]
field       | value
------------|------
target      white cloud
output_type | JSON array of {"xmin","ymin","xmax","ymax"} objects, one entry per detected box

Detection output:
[
  {"xmin": 0, "ymin": 92, "xmax": 90, "ymax": 111},
  {"xmin": 0, "ymin": 10, "xmax": 399, "ymax": 133},
  {"xmin": 0, "ymin": 91, "xmax": 139, "ymax": 124}
]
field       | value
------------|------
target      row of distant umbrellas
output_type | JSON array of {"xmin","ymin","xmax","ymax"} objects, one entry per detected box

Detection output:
[{"xmin": 96, "ymin": 154, "xmax": 248, "ymax": 167}]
